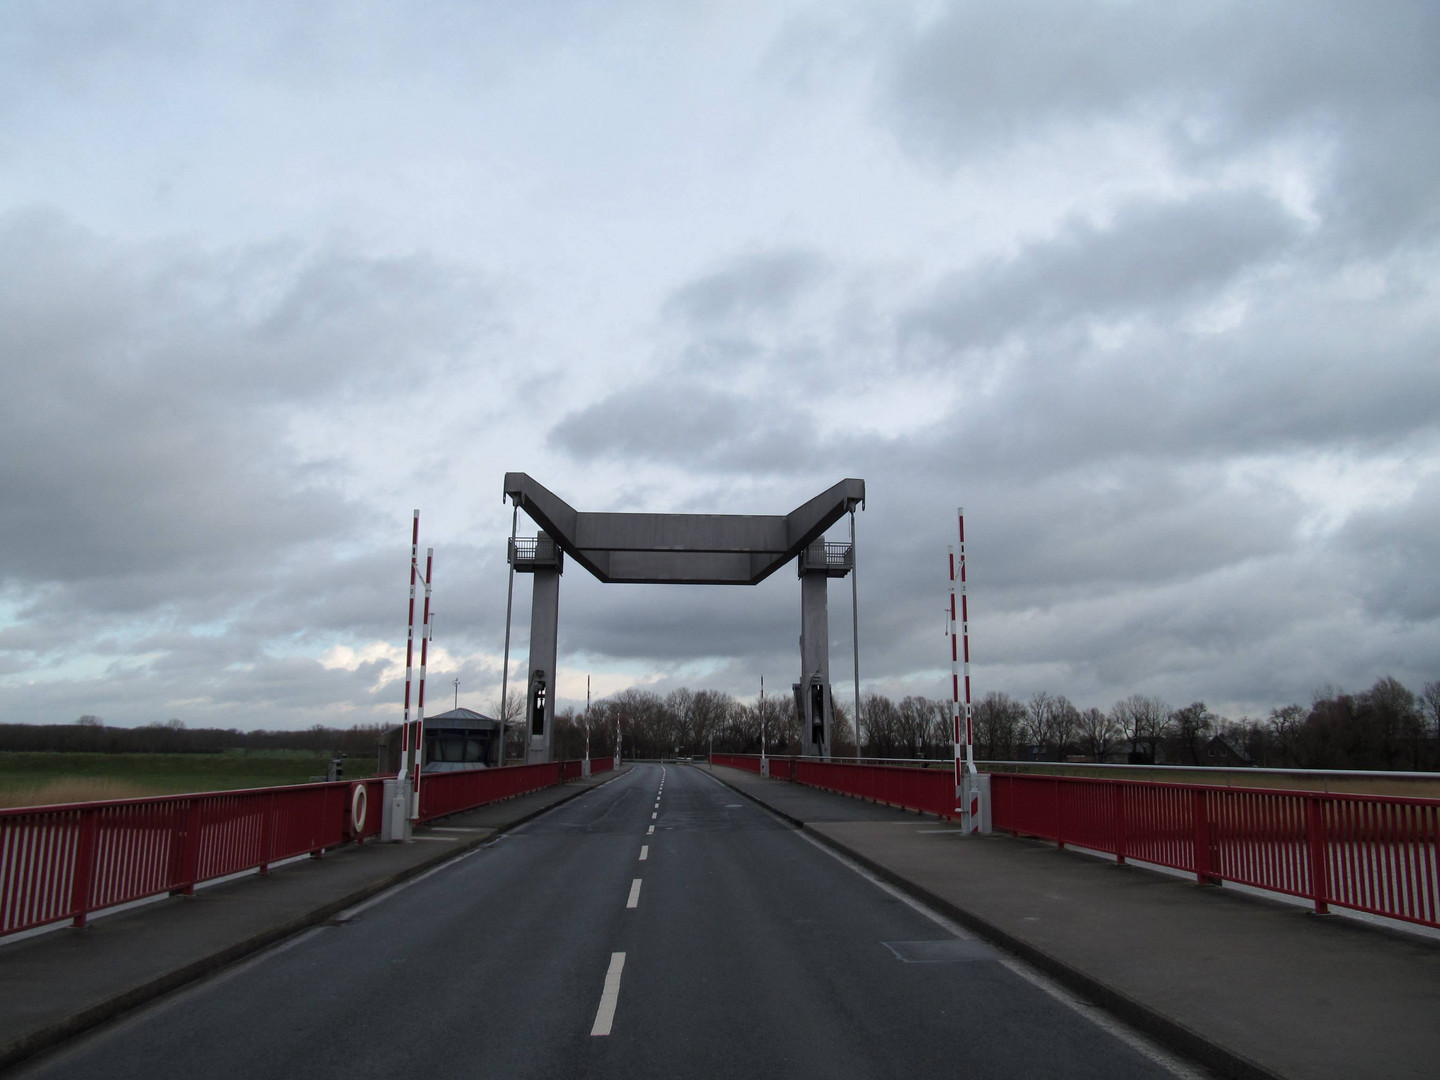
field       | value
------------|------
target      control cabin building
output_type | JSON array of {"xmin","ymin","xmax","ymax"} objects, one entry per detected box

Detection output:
[{"xmin": 376, "ymin": 707, "xmax": 503, "ymax": 775}]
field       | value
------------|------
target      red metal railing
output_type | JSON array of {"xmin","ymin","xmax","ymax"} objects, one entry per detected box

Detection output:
[
  {"xmin": 708, "ymin": 754, "xmax": 958, "ymax": 818},
  {"xmin": 991, "ymin": 773, "xmax": 1440, "ymax": 928},
  {"xmin": 0, "ymin": 756, "xmax": 617, "ymax": 940},
  {"xmin": 416, "ymin": 756, "xmax": 616, "ymax": 820},
  {"xmin": 710, "ymin": 753, "xmax": 764, "ymax": 773},
  {"xmin": 417, "ymin": 762, "xmax": 563, "ymax": 820},
  {"xmin": 0, "ymin": 778, "xmax": 386, "ymax": 937},
  {"xmin": 789, "ymin": 759, "xmax": 958, "ymax": 819}
]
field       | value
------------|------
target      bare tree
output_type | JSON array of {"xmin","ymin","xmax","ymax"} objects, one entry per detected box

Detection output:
[
  {"xmin": 830, "ymin": 698, "xmax": 857, "ymax": 757},
  {"xmin": 1111, "ymin": 694, "xmax": 1171, "ymax": 763},
  {"xmin": 488, "ymin": 693, "xmax": 527, "ymax": 761},
  {"xmin": 690, "ymin": 690, "xmax": 735, "ymax": 756},
  {"xmin": 1361, "ymin": 676, "xmax": 1421, "ymax": 770},
  {"xmin": 1422, "ymin": 681, "xmax": 1440, "ymax": 735},
  {"xmin": 1051, "ymin": 696, "xmax": 1080, "ymax": 758},
  {"xmin": 1076, "ymin": 707, "xmax": 1120, "ymax": 762},
  {"xmin": 1171, "ymin": 702, "xmax": 1217, "ymax": 765},
  {"xmin": 1266, "ymin": 703, "xmax": 1305, "ymax": 765},
  {"xmin": 973, "ymin": 691, "xmax": 1023, "ymax": 759},
  {"xmin": 897, "ymin": 696, "xmax": 934, "ymax": 758},
  {"xmin": 1024, "ymin": 691, "xmax": 1078, "ymax": 759},
  {"xmin": 665, "ymin": 688, "xmax": 696, "ymax": 755},
  {"xmin": 926, "ymin": 698, "xmax": 954, "ymax": 757},
  {"xmin": 859, "ymin": 693, "xmax": 903, "ymax": 757}
]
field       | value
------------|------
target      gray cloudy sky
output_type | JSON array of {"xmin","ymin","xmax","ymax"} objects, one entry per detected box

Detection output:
[{"xmin": 2, "ymin": 1, "xmax": 1437, "ymax": 730}]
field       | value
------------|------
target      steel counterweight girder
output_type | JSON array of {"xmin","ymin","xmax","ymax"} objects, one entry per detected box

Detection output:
[{"xmin": 502, "ymin": 473, "xmax": 865, "ymax": 585}]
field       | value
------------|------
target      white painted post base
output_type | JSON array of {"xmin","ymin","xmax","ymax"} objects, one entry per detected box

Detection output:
[
  {"xmin": 381, "ymin": 778, "xmax": 413, "ymax": 842},
  {"xmin": 960, "ymin": 773, "xmax": 991, "ymax": 835}
]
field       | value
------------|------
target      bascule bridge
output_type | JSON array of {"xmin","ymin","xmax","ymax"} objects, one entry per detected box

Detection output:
[{"xmin": 501, "ymin": 473, "xmax": 864, "ymax": 763}]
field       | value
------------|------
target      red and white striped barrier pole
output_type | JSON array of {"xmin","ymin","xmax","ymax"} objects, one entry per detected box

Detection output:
[
  {"xmin": 400, "ymin": 511, "xmax": 419, "ymax": 786},
  {"xmin": 412, "ymin": 546, "xmax": 433, "ymax": 821},
  {"xmin": 949, "ymin": 544, "xmax": 962, "ymax": 795},
  {"xmin": 957, "ymin": 508, "xmax": 980, "ymax": 833}
]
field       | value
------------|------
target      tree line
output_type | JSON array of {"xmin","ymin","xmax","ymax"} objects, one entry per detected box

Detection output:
[
  {"xmin": 969, "ymin": 676, "xmax": 1440, "ymax": 770},
  {"xmin": 542, "ymin": 687, "xmax": 952, "ymax": 762},
  {"xmin": 10, "ymin": 672, "xmax": 1438, "ymax": 771},
  {"xmin": 543, "ymin": 674, "xmax": 1440, "ymax": 771},
  {"xmin": 0, "ymin": 717, "xmax": 387, "ymax": 757}
]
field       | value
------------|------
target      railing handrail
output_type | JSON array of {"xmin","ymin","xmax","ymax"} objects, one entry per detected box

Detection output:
[
  {"xmin": 0, "ymin": 758, "xmax": 613, "ymax": 939},
  {"xmin": 990, "ymin": 770, "xmax": 1440, "ymax": 809},
  {"xmin": 979, "ymin": 759, "xmax": 1440, "ymax": 781},
  {"xmin": 0, "ymin": 777, "xmax": 359, "ymax": 819},
  {"xmin": 990, "ymin": 771, "xmax": 1440, "ymax": 929},
  {"xmin": 714, "ymin": 752, "xmax": 1440, "ymax": 782}
]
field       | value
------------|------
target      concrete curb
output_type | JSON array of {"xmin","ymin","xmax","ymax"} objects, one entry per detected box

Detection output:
[
  {"xmin": 0, "ymin": 770, "xmax": 625, "ymax": 1074},
  {"xmin": 701, "ymin": 766, "xmax": 1283, "ymax": 1080}
]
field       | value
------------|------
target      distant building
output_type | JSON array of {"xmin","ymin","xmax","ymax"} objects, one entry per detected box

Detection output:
[
  {"xmin": 1201, "ymin": 733, "xmax": 1254, "ymax": 768},
  {"xmin": 376, "ymin": 707, "xmax": 503, "ymax": 774}
]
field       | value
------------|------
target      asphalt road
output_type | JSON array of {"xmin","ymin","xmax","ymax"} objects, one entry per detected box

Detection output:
[{"xmin": 17, "ymin": 764, "xmax": 1200, "ymax": 1080}]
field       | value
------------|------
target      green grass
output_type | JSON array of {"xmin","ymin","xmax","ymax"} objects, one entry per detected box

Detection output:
[{"xmin": 0, "ymin": 751, "xmax": 377, "ymax": 807}]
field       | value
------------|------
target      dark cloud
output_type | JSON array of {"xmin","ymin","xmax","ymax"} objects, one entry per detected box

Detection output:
[
  {"xmin": 537, "ymin": 358, "xmax": 1438, "ymax": 715},
  {"xmin": 0, "ymin": 209, "xmax": 491, "ymax": 595},
  {"xmin": 662, "ymin": 249, "xmax": 829, "ymax": 325},
  {"xmin": 1337, "ymin": 473, "xmax": 1440, "ymax": 622},
  {"xmin": 3, "ymin": 4, "xmax": 1437, "ymax": 728},
  {"xmin": 884, "ymin": 0, "xmax": 1440, "ymax": 248},
  {"xmin": 903, "ymin": 189, "xmax": 1301, "ymax": 350},
  {"xmin": 550, "ymin": 379, "xmax": 820, "ymax": 474},
  {"xmin": 0, "ymin": 209, "xmax": 511, "ymax": 725}
]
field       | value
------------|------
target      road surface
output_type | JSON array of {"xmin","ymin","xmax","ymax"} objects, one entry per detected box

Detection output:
[{"xmin": 19, "ymin": 764, "xmax": 1200, "ymax": 1079}]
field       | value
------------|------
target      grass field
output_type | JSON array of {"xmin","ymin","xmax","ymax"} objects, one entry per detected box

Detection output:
[{"xmin": 0, "ymin": 751, "xmax": 378, "ymax": 808}]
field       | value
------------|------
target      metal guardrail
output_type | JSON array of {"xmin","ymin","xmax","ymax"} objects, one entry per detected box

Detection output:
[
  {"xmin": 796, "ymin": 540, "xmax": 854, "ymax": 576},
  {"xmin": 710, "ymin": 753, "xmax": 763, "ymax": 773},
  {"xmin": 508, "ymin": 536, "xmax": 562, "ymax": 567},
  {"xmin": 990, "ymin": 773, "xmax": 1440, "ymax": 928},
  {"xmin": 708, "ymin": 754, "xmax": 958, "ymax": 818},
  {"xmin": 0, "ymin": 778, "xmax": 387, "ymax": 936},
  {"xmin": 710, "ymin": 753, "xmax": 1440, "ymax": 928},
  {"xmin": 0, "ymin": 757, "xmax": 615, "ymax": 940}
]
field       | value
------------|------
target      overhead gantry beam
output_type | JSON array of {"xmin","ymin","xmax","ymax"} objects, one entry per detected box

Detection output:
[{"xmin": 502, "ymin": 473, "xmax": 865, "ymax": 585}]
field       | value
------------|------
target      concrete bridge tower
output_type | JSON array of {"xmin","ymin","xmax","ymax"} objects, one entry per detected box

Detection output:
[
  {"xmin": 507, "ymin": 531, "xmax": 563, "ymax": 765},
  {"xmin": 795, "ymin": 540, "xmax": 855, "ymax": 758}
]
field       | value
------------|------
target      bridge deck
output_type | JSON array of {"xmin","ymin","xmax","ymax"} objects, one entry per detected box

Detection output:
[{"xmin": 3, "ymin": 763, "xmax": 1437, "ymax": 1080}]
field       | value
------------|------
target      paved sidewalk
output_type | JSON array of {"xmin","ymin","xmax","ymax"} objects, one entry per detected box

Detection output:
[
  {"xmin": 703, "ymin": 763, "xmax": 1440, "ymax": 1080},
  {"xmin": 0, "ymin": 768, "xmax": 628, "ymax": 1071}
]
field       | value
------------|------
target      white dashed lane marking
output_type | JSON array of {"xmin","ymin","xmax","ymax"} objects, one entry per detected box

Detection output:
[
  {"xmin": 590, "ymin": 952, "xmax": 626, "ymax": 1037},
  {"xmin": 627, "ymin": 878, "xmax": 642, "ymax": 909},
  {"xmin": 639, "ymin": 845, "xmax": 649, "ymax": 861}
]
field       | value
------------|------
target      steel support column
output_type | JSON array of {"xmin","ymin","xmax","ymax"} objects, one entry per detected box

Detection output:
[
  {"xmin": 797, "ymin": 568, "xmax": 833, "ymax": 759},
  {"xmin": 524, "ymin": 565, "xmax": 560, "ymax": 764}
]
